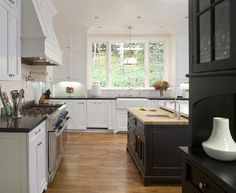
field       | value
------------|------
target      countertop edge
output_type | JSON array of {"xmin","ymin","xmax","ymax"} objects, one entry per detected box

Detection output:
[
  {"xmin": 49, "ymin": 97, "xmax": 189, "ymax": 100},
  {"xmin": 0, "ymin": 116, "xmax": 47, "ymax": 133}
]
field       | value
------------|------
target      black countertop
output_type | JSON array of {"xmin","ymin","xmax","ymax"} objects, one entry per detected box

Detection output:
[
  {"xmin": 180, "ymin": 146, "xmax": 236, "ymax": 193},
  {"xmin": 50, "ymin": 97, "xmax": 189, "ymax": 100},
  {"xmin": 0, "ymin": 115, "xmax": 46, "ymax": 133}
]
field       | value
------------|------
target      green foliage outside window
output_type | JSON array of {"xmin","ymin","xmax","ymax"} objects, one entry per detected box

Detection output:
[{"xmin": 91, "ymin": 42, "xmax": 165, "ymax": 88}]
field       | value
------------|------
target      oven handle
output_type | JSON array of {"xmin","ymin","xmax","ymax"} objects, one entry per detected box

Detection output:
[{"xmin": 55, "ymin": 117, "xmax": 69, "ymax": 136}]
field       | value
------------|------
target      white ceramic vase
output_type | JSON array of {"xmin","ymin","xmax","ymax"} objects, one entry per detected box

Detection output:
[
  {"xmin": 202, "ymin": 117, "xmax": 236, "ymax": 161},
  {"xmin": 91, "ymin": 81, "xmax": 101, "ymax": 97}
]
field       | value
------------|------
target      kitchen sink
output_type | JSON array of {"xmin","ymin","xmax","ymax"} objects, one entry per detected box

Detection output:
[{"xmin": 146, "ymin": 113, "xmax": 173, "ymax": 118}]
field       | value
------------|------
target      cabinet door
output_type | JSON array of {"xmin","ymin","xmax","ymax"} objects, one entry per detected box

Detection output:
[
  {"xmin": 87, "ymin": 100, "xmax": 109, "ymax": 128},
  {"xmin": 191, "ymin": 0, "xmax": 234, "ymax": 72},
  {"xmin": 0, "ymin": 0, "xmax": 20, "ymax": 80},
  {"xmin": 74, "ymin": 100, "xmax": 86, "ymax": 130},
  {"xmin": 9, "ymin": 9, "xmax": 20, "ymax": 80},
  {"xmin": 108, "ymin": 100, "xmax": 116, "ymax": 130},
  {"xmin": 0, "ymin": 0, "xmax": 10, "ymax": 80},
  {"xmin": 0, "ymin": 132, "xmax": 28, "ymax": 193},
  {"xmin": 68, "ymin": 50, "xmax": 85, "ymax": 80},
  {"xmin": 36, "ymin": 129, "xmax": 47, "ymax": 193},
  {"xmin": 66, "ymin": 100, "xmax": 86, "ymax": 130},
  {"xmin": 116, "ymin": 109, "xmax": 128, "ymax": 131},
  {"xmin": 53, "ymin": 34, "xmax": 69, "ymax": 80},
  {"xmin": 28, "ymin": 122, "xmax": 47, "ymax": 193}
]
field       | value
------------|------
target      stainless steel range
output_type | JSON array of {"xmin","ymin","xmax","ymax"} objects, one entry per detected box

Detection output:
[{"xmin": 22, "ymin": 101, "xmax": 69, "ymax": 183}]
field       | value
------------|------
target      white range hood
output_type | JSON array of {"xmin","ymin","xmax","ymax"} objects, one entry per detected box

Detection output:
[{"xmin": 21, "ymin": 0, "xmax": 63, "ymax": 66}]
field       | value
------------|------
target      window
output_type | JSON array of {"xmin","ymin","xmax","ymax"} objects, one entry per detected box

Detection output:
[
  {"xmin": 91, "ymin": 42, "xmax": 108, "ymax": 87},
  {"xmin": 91, "ymin": 40, "xmax": 167, "ymax": 88},
  {"xmin": 111, "ymin": 43, "xmax": 144, "ymax": 87},
  {"xmin": 149, "ymin": 42, "xmax": 165, "ymax": 86}
]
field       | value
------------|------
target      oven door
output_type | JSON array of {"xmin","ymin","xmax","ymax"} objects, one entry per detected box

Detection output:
[{"xmin": 48, "ymin": 117, "xmax": 69, "ymax": 182}]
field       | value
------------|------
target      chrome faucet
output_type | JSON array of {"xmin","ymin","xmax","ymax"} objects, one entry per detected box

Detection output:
[
  {"xmin": 128, "ymin": 87, "xmax": 133, "ymax": 96},
  {"xmin": 170, "ymin": 100, "xmax": 181, "ymax": 119},
  {"xmin": 164, "ymin": 100, "xmax": 169, "ymax": 107}
]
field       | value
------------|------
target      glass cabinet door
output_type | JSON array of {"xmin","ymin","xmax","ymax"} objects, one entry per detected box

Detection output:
[
  {"xmin": 199, "ymin": 11, "xmax": 211, "ymax": 63},
  {"xmin": 214, "ymin": 0, "xmax": 230, "ymax": 60},
  {"xmin": 192, "ymin": 0, "xmax": 233, "ymax": 73}
]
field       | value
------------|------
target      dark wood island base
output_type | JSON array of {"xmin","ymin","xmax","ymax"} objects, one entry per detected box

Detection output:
[{"xmin": 127, "ymin": 110, "xmax": 190, "ymax": 186}]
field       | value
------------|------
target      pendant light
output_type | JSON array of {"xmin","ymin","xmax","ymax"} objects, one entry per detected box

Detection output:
[{"xmin": 123, "ymin": 26, "xmax": 138, "ymax": 66}]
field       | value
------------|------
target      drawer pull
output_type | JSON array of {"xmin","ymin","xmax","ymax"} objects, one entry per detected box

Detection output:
[
  {"xmin": 37, "ymin": 141, "xmax": 42, "ymax": 146},
  {"xmin": 35, "ymin": 129, "xmax": 41, "ymax": 135},
  {"xmin": 199, "ymin": 182, "xmax": 207, "ymax": 190}
]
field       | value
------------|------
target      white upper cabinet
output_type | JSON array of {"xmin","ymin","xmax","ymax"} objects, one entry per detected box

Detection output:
[
  {"xmin": 53, "ymin": 33, "xmax": 85, "ymax": 82},
  {"xmin": 0, "ymin": 0, "xmax": 21, "ymax": 80}
]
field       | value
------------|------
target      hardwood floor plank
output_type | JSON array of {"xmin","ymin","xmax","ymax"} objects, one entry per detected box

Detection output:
[{"xmin": 46, "ymin": 132, "xmax": 181, "ymax": 193}]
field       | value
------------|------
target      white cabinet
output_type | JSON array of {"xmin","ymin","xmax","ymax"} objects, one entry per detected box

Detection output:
[
  {"xmin": 0, "ymin": 121, "xmax": 47, "ymax": 193},
  {"xmin": 28, "ymin": 122, "xmax": 47, "ymax": 193},
  {"xmin": 108, "ymin": 100, "xmax": 116, "ymax": 130},
  {"xmin": 116, "ymin": 98, "xmax": 150, "ymax": 132},
  {"xmin": 8, "ymin": 0, "xmax": 20, "ymax": 13},
  {"xmin": 116, "ymin": 109, "xmax": 128, "ymax": 131},
  {"xmin": 66, "ymin": 100, "xmax": 86, "ymax": 130},
  {"xmin": 87, "ymin": 100, "xmax": 109, "ymax": 128},
  {"xmin": 0, "ymin": 0, "xmax": 21, "ymax": 80},
  {"xmin": 54, "ymin": 33, "xmax": 85, "ymax": 82}
]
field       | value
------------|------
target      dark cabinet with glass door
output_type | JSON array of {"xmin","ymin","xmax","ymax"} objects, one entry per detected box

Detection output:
[{"xmin": 190, "ymin": 0, "xmax": 236, "ymax": 73}]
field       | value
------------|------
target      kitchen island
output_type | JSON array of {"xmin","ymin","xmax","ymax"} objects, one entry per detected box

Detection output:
[{"xmin": 127, "ymin": 107, "xmax": 189, "ymax": 186}]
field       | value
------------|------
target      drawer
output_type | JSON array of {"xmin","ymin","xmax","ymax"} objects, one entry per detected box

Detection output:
[
  {"xmin": 185, "ymin": 162, "xmax": 225, "ymax": 193},
  {"xmin": 29, "ymin": 121, "xmax": 45, "ymax": 139}
]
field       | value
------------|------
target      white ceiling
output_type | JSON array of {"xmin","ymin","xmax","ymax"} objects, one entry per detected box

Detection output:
[{"xmin": 53, "ymin": 0, "xmax": 188, "ymax": 35}]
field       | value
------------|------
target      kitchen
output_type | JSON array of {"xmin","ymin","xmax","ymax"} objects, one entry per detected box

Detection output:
[{"xmin": 0, "ymin": 0, "xmax": 235, "ymax": 193}]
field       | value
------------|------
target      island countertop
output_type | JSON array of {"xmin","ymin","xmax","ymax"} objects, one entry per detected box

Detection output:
[{"xmin": 127, "ymin": 107, "xmax": 188, "ymax": 125}]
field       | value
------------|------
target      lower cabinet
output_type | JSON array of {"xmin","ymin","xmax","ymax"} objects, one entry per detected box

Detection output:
[
  {"xmin": 0, "ymin": 121, "xmax": 47, "ymax": 193},
  {"xmin": 86, "ymin": 100, "xmax": 109, "ymax": 128},
  {"xmin": 127, "ymin": 112, "xmax": 190, "ymax": 186},
  {"xmin": 66, "ymin": 100, "xmax": 86, "ymax": 130},
  {"xmin": 180, "ymin": 147, "xmax": 235, "ymax": 193},
  {"xmin": 49, "ymin": 99, "xmax": 116, "ymax": 130},
  {"xmin": 28, "ymin": 121, "xmax": 47, "ymax": 193},
  {"xmin": 116, "ymin": 109, "xmax": 128, "ymax": 131}
]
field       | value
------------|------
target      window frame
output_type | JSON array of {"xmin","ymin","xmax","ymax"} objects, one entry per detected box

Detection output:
[{"xmin": 87, "ymin": 35, "xmax": 170, "ymax": 89}]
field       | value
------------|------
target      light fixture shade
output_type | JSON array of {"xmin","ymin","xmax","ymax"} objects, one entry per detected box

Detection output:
[{"xmin": 123, "ymin": 57, "xmax": 138, "ymax": 65}]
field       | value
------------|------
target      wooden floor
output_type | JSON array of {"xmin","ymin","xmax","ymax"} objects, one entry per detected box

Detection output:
[{"xmin": 46, "ymin": 132, "xmax": 181, "ymax": 193}]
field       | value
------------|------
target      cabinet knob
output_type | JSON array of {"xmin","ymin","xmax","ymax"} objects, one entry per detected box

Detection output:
[
  {"xmin": 37, "ymin": 141, "xmax": 43, "ymax": 146},
  {"xmin": 35, "ymin": 129, "xmax": 41, "ymax": 135},
  {"xmin": 198, "ymin": 182, "xmax": 207, "ymax": 190}
]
